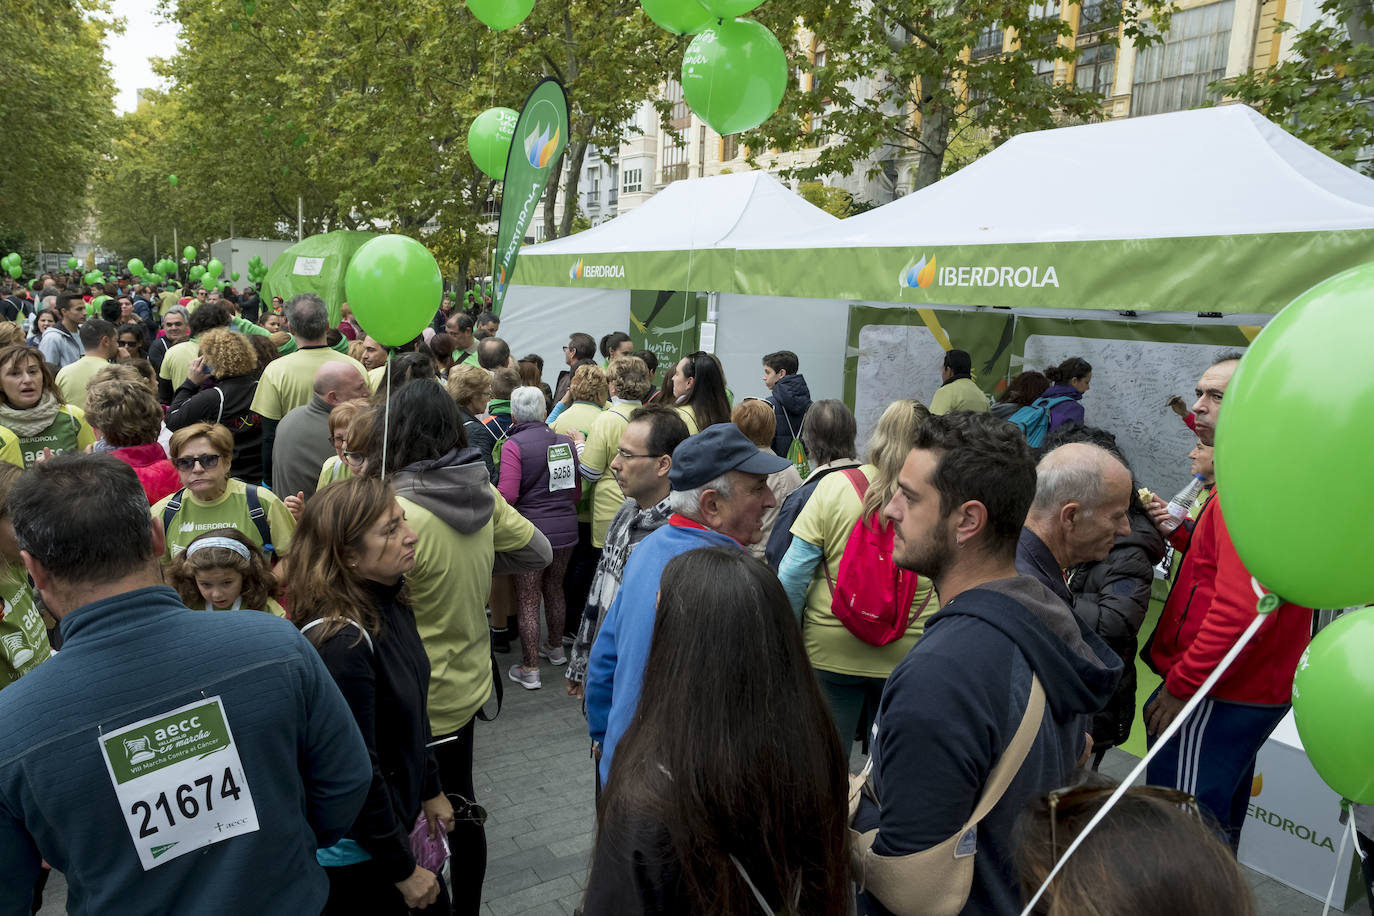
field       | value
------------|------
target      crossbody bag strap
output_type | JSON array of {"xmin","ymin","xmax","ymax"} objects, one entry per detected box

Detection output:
[
  {"xmin": 964, "ymin": 674, "xmax": 1045, "ymax": 829},
  {"xmin": 300, "ymin": 617, "xmax": 374, "ymax": 653},
  {"xmin": 214, "ymin": 385, "xmax": 225, "ymax": 425}
]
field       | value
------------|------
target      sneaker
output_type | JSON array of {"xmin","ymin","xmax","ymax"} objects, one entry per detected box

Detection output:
[
  {"xmin": 490, "ymin": 626, "xmax": 511, "ymax": 654},
  {"xmin": 508, "ymin": 664, "xmax": 541, "ymax": 690},
  {"xmin": 538, "ymin": 644, "xmax": 567, "ymax": 666}
]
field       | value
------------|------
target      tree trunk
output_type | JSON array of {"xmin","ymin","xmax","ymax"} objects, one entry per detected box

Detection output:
[
  {"xmin": 559, "ymin": 138, "xmax": 590, "ymax": 237},
  {"xmin": 912, "ymin": 94, "xmax": 950, "ymax": 191}
]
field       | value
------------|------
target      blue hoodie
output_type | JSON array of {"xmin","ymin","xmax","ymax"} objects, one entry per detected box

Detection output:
[{"xmin": 855, "ymin": 577, "xmax": 1121, "ymax": 916}]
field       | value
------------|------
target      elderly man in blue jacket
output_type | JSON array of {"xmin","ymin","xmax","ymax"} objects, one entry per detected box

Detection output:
[
  {"xmin": 0, "ymin": 454, "xmax": 371, "ymax": 916},
  {"xmin": 585, "ymin": 424, "xmax": 790, "ymax": 788}
]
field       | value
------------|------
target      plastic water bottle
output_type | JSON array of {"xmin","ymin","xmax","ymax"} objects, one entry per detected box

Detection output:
[{"xmin": 1160, "ymin": 474, "xmax": 1207, "ymax": 533}]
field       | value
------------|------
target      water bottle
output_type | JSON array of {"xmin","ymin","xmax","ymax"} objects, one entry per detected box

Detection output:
[{"xmin": 1159, "ymin": 474, "xmax": 1207, "ymax": 533}]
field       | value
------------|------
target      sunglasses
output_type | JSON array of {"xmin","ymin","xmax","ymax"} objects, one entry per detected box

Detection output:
[
  {"xmin": 446, "ymin": 793, "xmax": 488, "ymax": 826},
  {"xmin": 174, "ymin": 453, "xmax": 221, "ymax": 471},
  {"xmin": 1046, "ymin": 785, "xmax": 1198, "ymax": 857}
]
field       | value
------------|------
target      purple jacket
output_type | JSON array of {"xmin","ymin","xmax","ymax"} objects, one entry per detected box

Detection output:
[
  {"xmin": 1043, "ymin": 382, "xmax": 1085, "ymax": 430},
  {"xmin": 497, "ymin": 422, "xmax": 582, "ymax": 549}
]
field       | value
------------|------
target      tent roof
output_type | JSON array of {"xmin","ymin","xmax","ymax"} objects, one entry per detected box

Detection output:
[
  {"xmin": 522, "ymin": 170, "xmax": 840, "ymax": 255},
  {"xmin": 746, "ymin": 105, "xmax": 1374, "ymax": 250}
]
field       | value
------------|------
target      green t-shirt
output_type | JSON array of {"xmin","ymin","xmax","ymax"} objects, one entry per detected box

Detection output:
[
  {"xmin": 0, "ymin": 564, "xmax": 51, "ymax": 688},
  {"xmin": 151, "ymin": 478, "xmax": 297, "ymax": 560},
  {"xmin": 929, "ymin": 377, "xmax": 990, "ymax": 415},
  {"xmin": 0, "ymin": 427, "xmax": 25, "ymax": 469},
  {"xmin": 582, "ymin": 401, "xmax": 638, "ymax": 548},
  {"xmin": 315, "ymin": 455, "xmax": 354, "ymax": 493},
  {"xmin": 552, "ymin": 401, "xmax": 604, "ymax": 522},
  {"xmin": 159, "ymin": 339, "xmax": 200, "ymax": 389},
  {"xmin": 400, "ymin": 489, "xmax": 535, "ymax": 734},
  {"xmin": 55, "ymin": 355, "xmax": 113, "ymax": 409},
  {"xmin": 791, "ymin": 464, "xmax": 939, "ymax": 678},
  {"xmin": 251, "ymin": 348, "xmax": 368, "ymax": 421},
  {"xmin": 14, "ymin": 405, "xmax": 95, "ymax": 468},
  {"xmin": 673, "ymin": 404, "xmax": 700, "ymax": 436}
]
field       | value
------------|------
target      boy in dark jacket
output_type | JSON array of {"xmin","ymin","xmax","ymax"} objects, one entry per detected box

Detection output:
[{"xmin": 762, "ymin": 350, "xmax": 811, "ymax": 459}]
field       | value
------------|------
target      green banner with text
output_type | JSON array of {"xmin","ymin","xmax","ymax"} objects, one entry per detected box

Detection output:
[{"xmin": 493, "ymin": 78, "xmax": 569, "ymax": 316}]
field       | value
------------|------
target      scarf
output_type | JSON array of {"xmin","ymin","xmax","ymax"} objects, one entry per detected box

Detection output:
[
  {"xmin": 486, "ymin": 398, "xmax": 511, "ymax": 417},
  {"xmin": 0, "ymin": 392, "xmax": 62, "ymax": 437}
]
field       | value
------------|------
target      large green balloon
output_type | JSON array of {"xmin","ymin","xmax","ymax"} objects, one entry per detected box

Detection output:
[
  {"xmin": 468, "ymin": 107, "xmax": 519, "ymax": 180},
  {"xmin": 467, "ymin": 0, "xmax": 534, "ymax": 30},
  {"xmin": 206, "ymin": 258, "xmax": 223, "ymax": 279},
  {"xmin": 681, "ymin": 18, "xmax": 787, "ymax": 136},
  {"xmin": 640, "ymin": 0, "xmax": 714, "ymax": 34},
  {"xmin": 1215, "ymin": 263, "xmax": 1374, "ymax": 608},
  {"xmin": 699, "ymin": 0, "xmax": 761, "ymax": 16},
  {"xmin": 189, "ymin": 265, "xmax": 206, "ymax": 281},
  {"xmin": 169, "ymin": 174, "xmax": 178, "ymax": 186},
  {"xmin": 128, "ymin": 258, "xmax": 145, "ymax": 276},
  {"xmin": 67, "ymin": 257, "xmax": 78, "ymax": 270},
  {"xmin": 6, "ymin": 266, "xmax": 18, "ymax": 280},
  {"xmin": 183, "ymin": 246, "xmax": 197, "ymax": 262},
  {"xmin": 344, "ymin": 234, "xmax": 442, "ymax": 346},
  {"xmin": 1292, "ymin": 609, "xmax": 1374, "ymax": 802}
]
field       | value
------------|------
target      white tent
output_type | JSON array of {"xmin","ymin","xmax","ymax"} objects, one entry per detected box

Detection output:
[{"xmin": 497, "ymin": 171, "xmax": 841, "ymax": 402}]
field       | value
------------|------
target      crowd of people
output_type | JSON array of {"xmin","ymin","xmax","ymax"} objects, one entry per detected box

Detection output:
[{"xmin": 0, "ymin": 269, "xmax": 1342, "ymax": 916}]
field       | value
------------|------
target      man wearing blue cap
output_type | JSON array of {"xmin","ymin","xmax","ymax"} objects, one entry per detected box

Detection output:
[{"xmin": 584, "ymin": 423, "xmax": 790, "ymax": 788}]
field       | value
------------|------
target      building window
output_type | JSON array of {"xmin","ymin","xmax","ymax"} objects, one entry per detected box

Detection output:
[
  {"xmin": 662, "ymin": 130, "xmax": 689, "ymax": 183},
  {"xmin": 971, "ymin": 25, "xmax": 1004, "ymax": 59},
  {"xmin": 1131, "ymin": 0, "xmax": 1234, "ymax": 117},
  {"xmin": 623, "ymin": 168, "xmax": 642, "ymax": 194},
  {"xmin": 721, "ymin": 134, "xmax": 739, "ymax": 160},
  {"xmin": 587, "ymin": 172, "xmax": 600, "ymax": 201},
  {"xmin": 665, "ymin": 79, "xmax": 690, "ymax": 123},
  {"xmin": 1031, "ymin": 57, "xmax": 1057, "ymax": 85},
  {"xmin": 1075, "ymin": 43, "xmax": 1116, "ymax": 96},
  {"xmin": 1077, "ymin": 0, "xmax": 1119, "ymax": 34}
]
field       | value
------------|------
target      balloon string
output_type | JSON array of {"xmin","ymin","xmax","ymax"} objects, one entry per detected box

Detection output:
[
  {"xmin": 1018, "ymin": 608, "xmax": 1270, "ymax": 916},
  {"xmin": 381, "ymin": 357, "xmax": 391, "ymax": 481},
  {"xmin": 1321, "ymin": 808, "xmax": 1360, "ymax": 916}
]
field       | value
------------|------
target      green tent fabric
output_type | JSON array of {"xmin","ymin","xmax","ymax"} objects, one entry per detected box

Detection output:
[{"xmin": 261, "ymin": 230, "xmax": 379, "ymax": 326}]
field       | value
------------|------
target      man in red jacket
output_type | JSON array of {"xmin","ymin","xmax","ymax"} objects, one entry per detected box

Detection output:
[{"xmin": 1143, "ymin": 353, "xmax": 1312, "ymax": 850}]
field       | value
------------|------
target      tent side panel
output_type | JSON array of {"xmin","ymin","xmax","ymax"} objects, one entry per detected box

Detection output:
[
  {"xmin": 514, "ymin": 249, "xmax": 734, "ymax": 293},
  {"xmin": 714, "ymin": 295, "xmax": 849, "ymax": 410},
  {"xmin": 499, "ymin": 285, "xmax": 632, "ymax": 387}
]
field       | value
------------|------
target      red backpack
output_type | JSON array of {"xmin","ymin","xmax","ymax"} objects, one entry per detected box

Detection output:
[{"xmin": 823, "ymin": 469, "xmax": 931, "ymax": 646}]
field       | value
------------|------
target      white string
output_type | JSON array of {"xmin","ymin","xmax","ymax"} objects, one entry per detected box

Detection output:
[
  {"xmin": 381, "ymin": 357, "xmax": 391, "ymax": 481},
  {"xmin": 1321, "ymin": 807, "xmax": 1361, "ymax": 916},
  {"xmin": 1019, "ymin": 607, "xmax": 1271, "ymax": 916}
]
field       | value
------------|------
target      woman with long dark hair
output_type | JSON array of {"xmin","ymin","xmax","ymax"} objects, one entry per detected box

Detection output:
[
  {"xmin": 671, "ymin": 350, "xmax": 730, "ymax": 434},
  {"xmin": 990, "ymin": 370, "xmax": 1051, "ymax": 420},
  {"xmin": 1042, "ymin": 357, "xmax": 1093, "ymax": 430},
  {"xmin": 583, "ymin": 547, "xmax": 850, "ymax": 915},
  {"xmin": 290, "ymin": 477, "xmax": 453, "ymax": 914}
]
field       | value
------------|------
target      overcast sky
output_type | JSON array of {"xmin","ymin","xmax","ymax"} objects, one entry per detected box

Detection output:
[{"xmin": 105, "ymin": 0, "xmax": 180, "ymax": 113}]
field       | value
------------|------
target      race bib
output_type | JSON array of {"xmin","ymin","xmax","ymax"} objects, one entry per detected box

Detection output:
[
  {"xmin": 98, "ymin": 696, "xmax": 260, "ymax": 870},
  {"xmin": 547, "ymin": 443, "xmax": 575, "ymax": 492}
]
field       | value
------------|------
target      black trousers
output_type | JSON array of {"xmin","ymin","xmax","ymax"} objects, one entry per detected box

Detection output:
[
  {"xmin": 561, "ymin": 522, "xmax": 600, "ymax": 641},
  {"xmin": 432, "ymin": 719, "xmax": 484, "ymax": 916}
]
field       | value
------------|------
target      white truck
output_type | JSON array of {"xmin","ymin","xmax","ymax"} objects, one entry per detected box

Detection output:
[{"xmin": 209, "ymin": 237, "xmax": 294, "ymax": 286}]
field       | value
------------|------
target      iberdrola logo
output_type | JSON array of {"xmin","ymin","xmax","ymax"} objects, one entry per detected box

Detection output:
[
  {"xmin": 569, "ymin": 258, "xmax": 584, "ymax": 280},
  {"xmin": 899, "ymin": 254, "xmax": 938, "ymax": 289},
  {"xmin": 525, "ymin": 122, "xmax": 560, "ymax": 169},
  {"xmin": 496, "ymin": 264, "xmax": 507, "ymax": 292}
]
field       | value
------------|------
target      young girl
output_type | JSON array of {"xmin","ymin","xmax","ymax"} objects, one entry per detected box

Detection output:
[{"xmin": 168, "ymin": 528, "xmax": 286, "ymax": 617}]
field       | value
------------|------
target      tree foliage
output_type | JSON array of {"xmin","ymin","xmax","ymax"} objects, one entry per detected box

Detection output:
[
  {"xmin": 747, "ymin": 0, "xmax": 1170, "ymax": 191},
  {"xmin": 0, "ymin": 0, "xmax": 115, "ymax": 247},
  {"xmin": 1222, "ymin": 0, "xmax": 1374, "ymax": 176}
]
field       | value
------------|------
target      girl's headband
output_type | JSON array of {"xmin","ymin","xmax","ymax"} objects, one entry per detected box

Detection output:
[{"xmin": 185, "ymin": 536, "xmax": 251, "ymax": 561}]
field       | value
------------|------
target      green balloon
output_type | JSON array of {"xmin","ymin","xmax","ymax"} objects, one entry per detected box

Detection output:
[
  {"xmin": 67, "ymin": 257, "xmax": 78, "ymax": 270},
  {"xmin": 640, "ymin": 0, "xmax": 715, "ymax": 34},
  {"xmin": 127, "ymin": 258, "xmax": 145, "ymax": 276},
  {"xmin": 189, "ymin": 265, "xmax": 206, "ymax": 281},
  {"xmin": 344, "ymin": 234, "xmax": 442, "ymax": 347},
  {"xmin": 169, "ymin": 174, "xmax": 178, "ymax": 186},
  {"xmin": 468, "ymin": 107, "xmax": 519, "ymax": 180},
  {"xmin": 28, "ymin": 280, "xmax": 38, "ymax": 290},
  {"xmin": 2, "ymin": 253, "xmax": 17, "ymax": 268},
  {"xmin": 700, "ymin": 0, "xmax": 760, "ymax": 14},
  {"xmin": 681, "ymin": 18, "xmax": 787, "ymax": 136},
  {"xmin": 231, "ymin": 271, "xmax": 240, "ymax": 280},
  {"xmin": 183, "ymin": 246, "xmax": 197, "ymax": 262},
  {"xmin": 1215, "ymin": 263, "xmax": 1374, "ymax": 608},
  {"xmin": 6, "ymin": 266, "xmax": 18, "ymax": 280},
  {"xmin": 206, "ymin": 258, "xmax": 223, "ymax": 279},
  {"xmin": 1292, "ymin": 609, "xmax": 1374, "ymax": 802},
  {"xmin": 466, "ymin": 0, "xmax": 534, "ymax": 30}
]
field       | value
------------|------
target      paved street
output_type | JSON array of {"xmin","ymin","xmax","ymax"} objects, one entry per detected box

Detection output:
[{"xmin": 35, "ymin": 646, "xmax": 1372, "ymax": 915}]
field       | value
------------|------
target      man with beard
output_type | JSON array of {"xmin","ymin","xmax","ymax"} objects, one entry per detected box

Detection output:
[{"xmin": 849, "ymin": 411, "xmax": 1120, "ymax": 916}]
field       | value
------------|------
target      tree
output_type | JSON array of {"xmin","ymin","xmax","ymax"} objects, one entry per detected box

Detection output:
[
  {"xmin": 1222, "ymin": 0, "xmax": 1374, "ymax": 176},
  {"xmin": 0, "ymin": 0, "xmax": 115, "ymax": 246},
  {"xmin": 748, "ymin": 0, "xmax": 1169, "ymax": 192}
]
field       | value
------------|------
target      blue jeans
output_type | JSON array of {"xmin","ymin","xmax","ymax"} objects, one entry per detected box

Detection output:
[{"xmin": 1144, "ymin": 687, "xmax": 1288, "ymax": 850}]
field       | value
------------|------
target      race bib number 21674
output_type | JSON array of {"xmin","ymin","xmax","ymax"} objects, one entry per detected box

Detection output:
[{"xmin": 98, "ymin": 696, "xmax": 260, "ymax": 870}]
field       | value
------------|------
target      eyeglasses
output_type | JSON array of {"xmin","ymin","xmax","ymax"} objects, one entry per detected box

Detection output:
[
  {"xmin": 174, "ymin": 453, "xmax": 221, "ymax": 471},
  {"xmin": 446, "ymin": 793, "xmax": 488, "ymax": 826},
  {"xmin": 1046, "ymin": 785, "xmax": 1198, "ymax": 857},
  {"xmin": 342, "ymin": 450, "xmax": 366, "ymax": 467},
  {"xmin": 615, "ymin": 448, "xmax": 659, "ymax": 461}
]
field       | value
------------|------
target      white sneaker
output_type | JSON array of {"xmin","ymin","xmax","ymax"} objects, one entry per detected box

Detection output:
[
  {"xmin": 508, "ymin": 664, "xmax": 541, "ymax": 690},
  {"xmin": 538, "ymin": 644, "xmax": 567, "ymax": 666}
]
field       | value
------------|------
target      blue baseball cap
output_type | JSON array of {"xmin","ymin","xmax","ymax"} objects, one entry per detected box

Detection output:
[{"xmin": 669, "ymin": 423, "xmax": 792, "ymax": 491}]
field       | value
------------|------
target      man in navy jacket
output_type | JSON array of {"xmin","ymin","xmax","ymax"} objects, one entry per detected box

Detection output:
[{"xmin": 0, "ymin": 455, "xmax": 371, "ymax": 916}]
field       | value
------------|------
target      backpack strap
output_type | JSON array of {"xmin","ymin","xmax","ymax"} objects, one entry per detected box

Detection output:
[
  {"xmin": 300, "ymin": 617, "xmax": 374, "ymax": 653},
  {"xmin": 1032, "ymin": 395, "xmax": 1076, "ymax": 410},
  {"xmin": 161, "ymin": 488, "xmax": 186, "ymax": 534},
  {"xmin": 822, "ymin": 469, "xmax": 875, "ymax": 597},
  {"xmin": 243, "ymin": 484, "xmax": 273, "ymax": 550}
]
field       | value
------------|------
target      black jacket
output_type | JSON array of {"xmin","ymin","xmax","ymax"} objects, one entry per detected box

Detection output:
[
  {"xmin": 768, "ymin": 373, "xmax": 812, "ymax": 458},
  {"xmin": 166, "ymin": 374, "xmax": 264, "ymax": 483},
  {"xmin": 1015, "ymin": 527, "xmax": 1074, "ymax": 607},
  {"xmin": 1069, "ymin": 508, "xmax": 1166, "ymax": 749},
  {"xmin": 312, "ymin": 580, "xmax": 441, "ymax": 883},
  {"xmin": 856, "ymin": 578, "xmax": 1121, "ymax": 916}
]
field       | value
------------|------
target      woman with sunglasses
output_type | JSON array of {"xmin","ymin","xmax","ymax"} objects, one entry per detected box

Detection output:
[
  {"xmin": 152, "ymin": 422, "xmax": 295, "ymax": 562},
  {"xmin": 165, "ymin": 329, "xmax": 265, "ymax": 483},
  {"xmin": 116, "ymin": 324, "xmax": 148, "ymax": 362}
]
